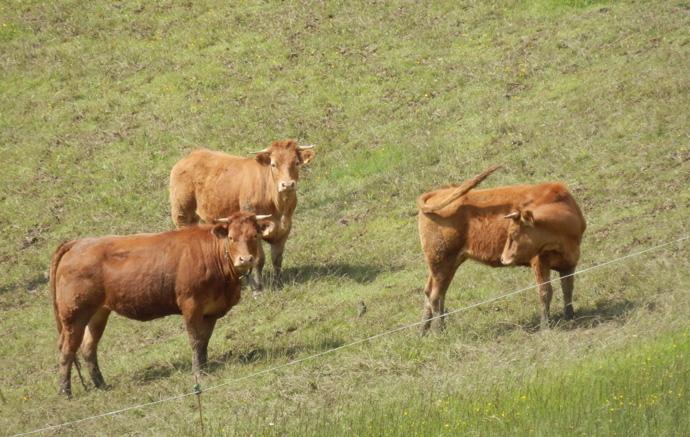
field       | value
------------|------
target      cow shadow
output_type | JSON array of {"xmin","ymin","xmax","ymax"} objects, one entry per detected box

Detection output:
[
  {"xmin": 209, "ymin": 337, "xmax": 344, "ymax": 369},
  {"xmin": 489, "ymin": 298, "xmax": 638, "ymax": 336},
  {"xmin": 0, "ymin": 283, "xmax": 16, "ymax": 295},
  {"xmin": 0, "ymin": 274, "xmax": 47, "ymax": 295},
  {"xmin": 132, "ymin": 337, "xmax": 345, "ymax": 385},
  {"xmin": 562, "ymin": 299, "xmax": 637, "ymax": 329},
  {"xmin": 276, "ymin": 263, "xmax": 390, "ymax": 285}
]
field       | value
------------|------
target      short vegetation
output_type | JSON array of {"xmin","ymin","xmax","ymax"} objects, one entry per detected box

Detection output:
[{"xmin": 1, "ymin": 0, "xmax": 689, "ymax": 435}]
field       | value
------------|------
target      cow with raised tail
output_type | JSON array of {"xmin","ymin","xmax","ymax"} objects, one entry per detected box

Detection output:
[
  {"xmin": 417, "ymin": 165, "xmax": 586, "ymax": 334},
  {"xmin": 50, "ymin": 211, "xmax": 273, "ymax": 397},
  {"xmin": 169, "ymin": 139, "xmax": 316, "ymax": 294}
]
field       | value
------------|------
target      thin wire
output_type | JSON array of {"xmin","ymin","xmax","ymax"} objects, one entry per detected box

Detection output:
[
  {"xmin": 71, "ymin": 221, "xmax": 665, "ymax": 350},
  {"xmin": 11, "ymin": 234, "xmax": 690, "ymax": 437},
  {"xmin": 201, "ymin": 233, "xmax": 690, "ymax": 394},
  {"xmin": 11, "ymin": 393, "xmax": 195, "ymax": 436}
]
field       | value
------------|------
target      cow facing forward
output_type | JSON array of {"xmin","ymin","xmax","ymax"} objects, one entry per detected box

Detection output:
[
  {"xmin": 169, "ymin": 139, "xmax": 315, "ymax": 293},
  {"xmin": 417, "ymin": 166, "xmax": 586, "ymax": 333},
  {"xmin": 50, "ymin": 212, "xmax": 271, "ymax": 397}
]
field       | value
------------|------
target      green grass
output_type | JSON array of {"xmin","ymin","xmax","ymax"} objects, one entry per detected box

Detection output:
[
  {"xmin": 1, "ymin": 0, "xmax": 689, "ymax": 435},
  {"xmin": 273, "ymin": 329, "xmax": 690, "ymax": 437}
]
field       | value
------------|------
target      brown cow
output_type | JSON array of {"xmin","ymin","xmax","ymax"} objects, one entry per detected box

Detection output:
[
  {"xmin": 417, "ymin": 166, "xmax": 586, "ymax": 334},
  {"xmin": 169, "ymin": 139, "xmax": 315, "ymax": 294},
  {"xmin": 50, "ymin": 211, "xmax": 272, "ymax": 397}
]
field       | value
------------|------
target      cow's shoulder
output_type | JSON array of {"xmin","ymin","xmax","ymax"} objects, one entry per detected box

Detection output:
[
  {"xmin": 523, "ymin": 182, "xmax": 572, "ymax": 206},
  {"xmin": 536, "ymin": 181, "xmax": 570, "ymax": 196}
]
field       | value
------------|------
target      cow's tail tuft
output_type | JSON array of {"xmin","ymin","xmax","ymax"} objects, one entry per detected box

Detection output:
[
  {"xmin": 417, "ymin": 164, "xmax": 503, "ymax": 214},
  {"xmin": 50, "ymin": 239, "xmax": 77, "ymax": 349}
]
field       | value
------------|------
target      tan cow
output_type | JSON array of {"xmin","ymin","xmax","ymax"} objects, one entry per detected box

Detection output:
[
  {"xmin": 50, "ymin": 212, "xmax": 272, "ymax": 397},
  {"xmin": 417, "ymin": 166, "xmax": 586, "ymax": 333},
  {"xmin": 169, "ymin": 139, "xmax": 315, "ymax": 293}
]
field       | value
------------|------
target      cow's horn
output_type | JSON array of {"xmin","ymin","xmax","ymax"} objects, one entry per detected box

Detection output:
[
  {"xmin": 214, "ymin": 217, "xmax": 231, "ymax": 223},
  {"xmin": 255, "ymin": 214, "xmax": 272, "ymax": 220},
  {"xmin": 249, "ymin": 147, "xmax": 269, "ymax": 154},
  {"xmin": 504, "ymin": 212, "xmax": 519, "ymax": 219},
  {"xmin": 298, "ymin": 144, "xmax": 315, "ymax": 150}
]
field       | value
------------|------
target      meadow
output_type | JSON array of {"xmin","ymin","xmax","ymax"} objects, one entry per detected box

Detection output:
[{"xmin": 1, "ymin": 0, "xmax": 689, "ymax": 435}]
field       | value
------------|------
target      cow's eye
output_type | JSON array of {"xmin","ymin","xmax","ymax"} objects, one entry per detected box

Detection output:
[{"xmin": 271, "ymin": 162, "xmax": 276, "ymax": 168}]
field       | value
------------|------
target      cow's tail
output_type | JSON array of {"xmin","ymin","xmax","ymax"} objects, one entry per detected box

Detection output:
[
  {"xmin": 417, "ymin": 164, "xmax": 503, "ymax": 214},
  {"xmin": 50, "ymin": 240, "xmax": 77, "ymax": 346},
  {"xmin": 49, "ymin": 239, "xmax": 89, "ymax": 391}
]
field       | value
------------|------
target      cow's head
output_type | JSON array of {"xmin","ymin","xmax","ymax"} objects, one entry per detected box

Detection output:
[
  {"xmin": 212, "ymin": 212, "xmax": 274, "ymax": 275},
  {"xmin": 501, "ymin": 209, "xmax": 537, "ymax": 266},
  {"xmin": 251, "ymin": 139, "xmax": 315, "ymax": 194}
]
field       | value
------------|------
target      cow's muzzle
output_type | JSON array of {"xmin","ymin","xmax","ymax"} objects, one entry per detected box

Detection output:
[
  {"xmin": 278, "ymin": 180, "xmax": 296, "ymax": 192},
  {"xmin": 234, "ymin": 255, "xmax": 255, "ymax": 273}
]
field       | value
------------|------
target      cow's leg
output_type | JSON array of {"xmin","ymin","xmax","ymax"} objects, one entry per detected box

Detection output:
[
  {"xmin": 421, "ymin": 256, "xmax": 463, "ymax": 335},
  {"xmin": 270, "ymin": 237, "xmax": 288, "ymax": 289},
  {"xmin": 169, "ymin": 184, "xmax": 197, "ymax": 228},
  {"xmin": 185, "ymin": 314, "xmax": 218, "ymax": 375},
  {"xmin": 80, "ymin": 307, "xmax": 111, "ymax": 389},
  {"xmin": 421, "ymin": 274, "xmax": 434, "ymax": 334},
  {"xmin": 559, "ymin": 267, "xmax": 576, "ymax": 320},
  {"xmin": 532, "ymin": 258, "xmax": 554, "ymax": 329},
  {"xmin": 248, "ymin": 242, "xmax": 266, "ymax": 297},
  {"xmin": 58, "ymin": 322, "xmax": 88, "ymax": 397}
]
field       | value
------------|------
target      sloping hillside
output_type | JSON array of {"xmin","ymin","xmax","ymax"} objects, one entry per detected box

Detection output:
[{"xmin": 1, "ymin": 0, "xmax": 689, "ymax": 435}]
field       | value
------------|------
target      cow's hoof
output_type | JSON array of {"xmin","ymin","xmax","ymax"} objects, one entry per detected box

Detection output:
[
  {"xmin": 91, "ymin": 373, "xmax": 108, "ymax": 390},
  {"xmin": 564, "ymin": 306, "xmax": 575, "ymax": 320},
  {"xmin": 420, "ymin": 319, "xmax": 432, "ymax": 336},
  {"xmin": 193, "ymin": 370, "xmax": 210, "ymax": 378},
  {"xmin": 94, "ymin": 382, "xmax": 111, "ymax": 391}
]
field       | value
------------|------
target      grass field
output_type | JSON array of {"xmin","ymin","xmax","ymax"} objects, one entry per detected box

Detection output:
[{"xmin": 1, "ymin": 0, "xmax": 689, "ymax": 435}]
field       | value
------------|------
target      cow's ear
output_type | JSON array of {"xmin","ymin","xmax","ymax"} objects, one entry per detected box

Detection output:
[
  {"xmin": 255, "ymin": 152, "xmax": 271, "ymax": 165},
  {"xmin": 521, "ymin": 210, "xmax": 535, "ymax": 226},
  {"xmin": 257, "ymin": 219, "xmax": 275, "ymax": 237},
  {"xmin": 298, "ymin": 149, "xmax": 315, "ymax": 165},
  {"xmin": 212, "ymin": 223, "xmax": 229, "ymax": 238}
]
